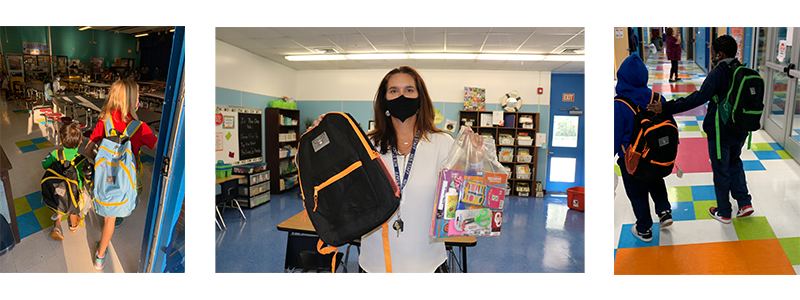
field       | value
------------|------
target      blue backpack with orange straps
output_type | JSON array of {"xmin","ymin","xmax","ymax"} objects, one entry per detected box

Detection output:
[{"xmin": 92, "ymin": 118, "xmax": 142, "ymax": 218}]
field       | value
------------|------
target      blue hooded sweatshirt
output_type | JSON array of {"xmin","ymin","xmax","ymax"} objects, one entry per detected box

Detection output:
[{"xmin": 614, "ymin": 54, "xmax": 676, "ymax": 157}]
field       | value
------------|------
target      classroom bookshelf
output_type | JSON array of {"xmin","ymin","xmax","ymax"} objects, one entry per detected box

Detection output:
[
  {"xmin": 264, "ymin": 108, "xmax": 300, "ymax": 194},
  {"xmin": 458, "ymin": 110, "xmax": 539, "ymax": 197}
]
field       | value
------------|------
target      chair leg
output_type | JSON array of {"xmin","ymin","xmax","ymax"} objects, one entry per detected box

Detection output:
[
  {"xmin": 232, "ymin": 199, "xmax": 247, "ymax": 221},
  {"xmin": 215, "ymin": 205, "xmax": 226, "ymax": 230}
]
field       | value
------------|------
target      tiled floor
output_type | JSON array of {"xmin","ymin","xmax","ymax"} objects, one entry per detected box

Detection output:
[
  {"xmin": 0, "ymin": 95, "xmax": 155, "ymax": 273},
  {"xmin": 215, "ymin": 188, "xmax": 585, "ymax": 273},
  {"xmin": 614, "ymin": 51, "xmax": 800, "ymax": 275}
]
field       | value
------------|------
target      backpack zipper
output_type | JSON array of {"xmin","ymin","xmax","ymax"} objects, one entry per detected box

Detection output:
[{"xmin": 313, "ymin": 161, "xmax": 363, "ymax": 212}]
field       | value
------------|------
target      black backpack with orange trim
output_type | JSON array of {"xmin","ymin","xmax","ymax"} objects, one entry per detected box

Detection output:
[
  {"xmin": 297, "ymin": 112, "xmax": 400, "ymax": 272},
  {"xmin": 616, "ymin": 92, "xmax": 679, "ymax": 181}
]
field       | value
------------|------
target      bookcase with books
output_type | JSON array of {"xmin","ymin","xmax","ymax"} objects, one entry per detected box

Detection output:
[
  {"xmin": 264, "ymin": 108, "xmax": 300, "ymax": 194},
  {"xmin": 458, "ymin": 110, "xmax": 539, "ymax": 197}
]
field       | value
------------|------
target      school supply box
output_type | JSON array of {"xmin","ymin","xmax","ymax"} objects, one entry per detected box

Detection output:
[{"xmin": 430, "ymin": 127, "xmax": 508, "ymax": 238}]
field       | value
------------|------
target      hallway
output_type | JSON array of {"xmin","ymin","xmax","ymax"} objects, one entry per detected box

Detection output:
[{"xmin": 613, "ymin": 51, "xmax": 800, "ymax": 275}]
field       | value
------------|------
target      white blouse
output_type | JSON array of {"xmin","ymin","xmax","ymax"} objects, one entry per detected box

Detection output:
[{"xmin": 359, "ymin": 132, "xmax": 454, "ymax": 273}]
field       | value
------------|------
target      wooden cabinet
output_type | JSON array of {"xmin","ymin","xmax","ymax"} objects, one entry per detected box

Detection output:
[
  {"xmin": 264, "ymin": 108, "xmax": 300, "ymax": 194},
  {"xmin": 458, "ymin": 110, "xmax": 539, "ymax": 197}
]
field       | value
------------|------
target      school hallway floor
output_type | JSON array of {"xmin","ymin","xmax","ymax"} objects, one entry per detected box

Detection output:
[
  {"xmin": 0, "ymin": 94, "xmax": 156, "ymax": 273},
  {"xmin": 614, "ymin": 51, "xmax": 800, "ymax": 275},
  {"xmin": 215, "ymin": 189, "xmax": 585, "ymax": 273}
]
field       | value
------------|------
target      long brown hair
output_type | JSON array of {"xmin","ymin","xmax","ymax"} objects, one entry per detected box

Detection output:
[
  {"xmin": 100, "ymin": 79, "xmax": 139, "ymax": 124},
  {"xmin": 368, "ymin": 66, "xmax": 444, "ymax": 154}
]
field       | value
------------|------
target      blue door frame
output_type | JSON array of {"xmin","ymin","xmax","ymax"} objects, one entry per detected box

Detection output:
[
  {"xmin": 138, "ymin": 26, "xmax": 185, "ymax": 273},
  {"xmin": 545, "ymin": 74, "xmax": 585, "ymax": 193}
]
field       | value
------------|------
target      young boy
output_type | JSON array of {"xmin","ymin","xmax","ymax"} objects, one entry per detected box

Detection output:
[
  {"xmin": 647, "ymin": 35, "xmax": 754, "ymax": 224},
  {"xmin": 614, "ymin": 53, "xmax": 675, "ymax": 242},
  {"xmin": 42, "ymin": 122, "xmax": 87, "ymax": 240}
]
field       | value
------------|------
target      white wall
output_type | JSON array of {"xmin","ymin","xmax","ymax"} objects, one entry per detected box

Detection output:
[
  {"xmin": 296, "ymin": 69, "xmax": 551, "ymax": 106},
  {"xmin": 215, "ymin": 39, "xmax": 296, "ymax": 97}
]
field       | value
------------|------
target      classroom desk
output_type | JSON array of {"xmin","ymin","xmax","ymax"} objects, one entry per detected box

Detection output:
[
  {"xmin": 0, "ymin": 146, "xmax": 19, "ymax": 244},
  {"xmin": 59, "ymin": 94, "xmax": 103, "ymax": 128},
  {"xmin": 276, "ymin": 211, "xmax": 477, "ymax": 273}
]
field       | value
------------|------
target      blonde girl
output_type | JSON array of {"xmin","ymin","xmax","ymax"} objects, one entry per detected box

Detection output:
[{"xmin": 84, "ymin": 79, "xmax": 157, "ymax": 270}]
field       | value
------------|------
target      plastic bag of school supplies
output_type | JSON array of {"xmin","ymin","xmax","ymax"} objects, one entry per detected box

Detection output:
[{"xmin": 430, "ymin": 126, "xmax": 508, "ymax": 238}]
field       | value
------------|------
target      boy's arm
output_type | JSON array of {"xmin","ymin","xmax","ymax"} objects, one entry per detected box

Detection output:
[
  {"xmin": 42, "ymin": 153, "xmax": 56, "ymax": 169},
  {"xmin": 614, "ymin": 103, "xmax": 625, "ymax": 156},
  {"xmin": 84, "ymin": 141, "xmax": 97, "ymax": 161},
  {"xmin": 662, "ymin": 66, "xmax": 723, "ymax": 115}
]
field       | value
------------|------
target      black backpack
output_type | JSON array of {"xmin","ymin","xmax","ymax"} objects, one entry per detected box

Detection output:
[
  {"xmin": 716, "ymin": 61, "xmax": 765, "ymax": 134},
  {"xmin": 41, "ymin": 150, "xmax": 87, "ymax": 215},
  {"xmin": 616, "ymin": 92, "xmax": 679, "ymax": 181},
  {"xmin": 297, "ymin": 112, "xmax": 400, "ymax": 272},
  {"xmin": 712, "ymin": 61, "xmax": 765, "ymax": 159}
]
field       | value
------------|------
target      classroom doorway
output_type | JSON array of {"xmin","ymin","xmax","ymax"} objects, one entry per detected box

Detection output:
[{"xmin": 545, "ymin": 74, "xmax": 585, "ymax": 193}]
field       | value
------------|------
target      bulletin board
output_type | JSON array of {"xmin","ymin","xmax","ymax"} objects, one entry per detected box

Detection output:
[{"xmin": 215, "ymin": 105, "xmax": 263, "ymax": 165}]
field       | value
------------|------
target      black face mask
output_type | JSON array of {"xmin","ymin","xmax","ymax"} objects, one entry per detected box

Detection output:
[{"xmin": 384, "ymin": 95, "xmax": 421, "ymax": 122}]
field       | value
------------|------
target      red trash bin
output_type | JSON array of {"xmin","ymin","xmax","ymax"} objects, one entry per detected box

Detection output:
[{"xmin": 567, "ymin": 186, "xmax": 584, "ymax": 211}]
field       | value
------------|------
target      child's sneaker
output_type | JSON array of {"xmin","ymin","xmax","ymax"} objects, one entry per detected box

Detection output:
[
  {"xmin": 658, "ymin": 209, "xmax": 673, "ymax": 228},
  {"xmin": 736, "ymin": 205, "xmax": 754, "ymax": 218},
  {"xmin": 631, "ymin": 225, "xmax": 653, "ymax": 243},
  {"xmin": 94, "ymin": 241, "xmax": 108, "ymax": 270},
  {"xmin": 708, "ymin": 207, "xmax": 731, "ymax": 224},
  {"xmin": 50, "ymin": 225, "xmax": 64, "ymax": 241},
  {"xmin": 115, "ymin": 217, "xmax": 123, "ymax": 228}
]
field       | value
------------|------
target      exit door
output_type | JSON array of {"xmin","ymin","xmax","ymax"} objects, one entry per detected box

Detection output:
[{"xmin": 545, "ymin": 74, "xmax": 585, "ymax": 193}]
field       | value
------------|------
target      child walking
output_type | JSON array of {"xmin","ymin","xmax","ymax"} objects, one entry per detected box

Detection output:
[
  {"xmin": 84, "ymin": 79, "xmax": 157, "ymax": 270},
  {"xmin": 42, "ymin": 122, "xmax": 86, "ymax": 240}
]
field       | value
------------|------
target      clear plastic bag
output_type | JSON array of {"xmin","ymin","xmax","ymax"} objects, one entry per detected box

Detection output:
[{"xmin": 430, "ymin": 127, "xmax": 508, "ymax": 239}]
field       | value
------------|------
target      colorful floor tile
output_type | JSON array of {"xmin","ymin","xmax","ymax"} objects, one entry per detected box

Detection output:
[
  {"xmin": 13, "ymin": 191, "xmax": 54, "ymax": 240},
  {"xmin": 14, "ymin": 137, "xmax": 54, "ymax": 153}
]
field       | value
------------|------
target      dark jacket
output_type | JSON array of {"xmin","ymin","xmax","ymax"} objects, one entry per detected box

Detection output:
[
  {"xmin": 614, "ymin": 54, "xmax": 677, "ymax": 157},
  {"xmin": 661, "ymin": 58, "xmax": 747, "ymax": 139}
]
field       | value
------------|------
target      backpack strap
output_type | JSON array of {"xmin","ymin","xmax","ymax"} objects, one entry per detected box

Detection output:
[
  {"xmin": 316, "ymin": 239, "xmax": 339, "ymax": 273},
  {"xmin": 651, "ymin": 91, "xmax": 661, "ymax": 105},
  {"xmin": 57, "ymin": 149, "xmax": 65, "ymax": 162},
  {"xmin": 381, "ymin": 222, "xmax": 393, "ymax": 273},
  {"xmin": 614, "ymin": 97, "xmax": 638, "ymax": 115},
  {"xmin": 124, "ymin": 120, "xmax": 142, "ymax": 138},
  {"xmin": 104, "ymin": 118, "xmax": 118, "ymax": 137}
]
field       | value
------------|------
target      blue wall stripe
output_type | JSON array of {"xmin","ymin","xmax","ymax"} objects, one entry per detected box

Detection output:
[{"xmin": 218, "ymin": 82, "xmax": 567, "ymax": 192}]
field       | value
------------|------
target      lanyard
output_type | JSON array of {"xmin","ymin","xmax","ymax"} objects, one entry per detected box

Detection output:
[{"xmin": 392, "ymin": 130, "xmax": 420, "ymax": 199}]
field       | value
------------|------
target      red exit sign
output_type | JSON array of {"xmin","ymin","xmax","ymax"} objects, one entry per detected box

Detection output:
[{"xmin": 562, "ymin": 93, "xmax": 575, "ymax": 102}]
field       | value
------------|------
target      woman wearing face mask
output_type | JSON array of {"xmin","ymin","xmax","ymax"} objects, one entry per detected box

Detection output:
[{"xmin": 312, "ymin": 66, "xmax": 481, "ymax": 272}]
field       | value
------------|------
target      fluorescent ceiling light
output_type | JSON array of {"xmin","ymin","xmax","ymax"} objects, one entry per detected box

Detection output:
[
  {"xmin": 283, "ymin": 53, "xmax": 583, "ymax": 62},
  {"xmin": 169, "ymin": 29, "xmax": 175, "ymax": 32},
  {"xmin": 543, "ymin": 55, "xmax": 584, "ymax": 61},
  {"xmin": 408, "ymin": 53, "xmax": 477, "ymax": 60},
  {"xmin": 135, "ymin": 33, "xmax": 149, "ymax": 37},
  {"xmin": 285, "ymin": 55, "xmax": 346, "ymax": 61},
  {"xmin": 78, "ymin": 26, "xmax": 92, "ymax": 31},
  {"xmin": 477, "ymin": 54, "xmax": 545, "ymax": 61},
  {"xmin": 345, "ymin": 54, "xmax": 408, "ymax": 60}
]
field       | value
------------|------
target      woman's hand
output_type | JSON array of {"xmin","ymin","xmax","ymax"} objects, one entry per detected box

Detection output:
[{"xmin": 310, "ymin": 114, "xmax": 326, "ymax": 129}]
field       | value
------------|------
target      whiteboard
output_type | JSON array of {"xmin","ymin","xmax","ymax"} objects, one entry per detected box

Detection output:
[{"xmin": 215, "ymin": 105, "xmax": 263, "ymax": 165}]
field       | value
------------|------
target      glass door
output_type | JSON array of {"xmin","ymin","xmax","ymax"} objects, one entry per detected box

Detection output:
[
  {"xmin": 762, "ymin": 27, "xmax": 800, "ymax": 162},
  {"xmin": 787, "ymin": 74, "xmax": 800, "ymax": 163}
]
